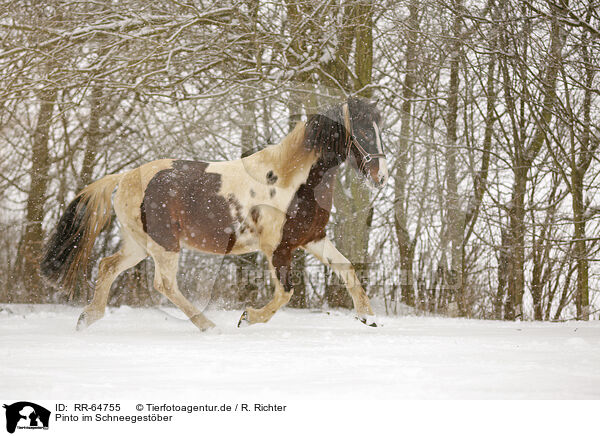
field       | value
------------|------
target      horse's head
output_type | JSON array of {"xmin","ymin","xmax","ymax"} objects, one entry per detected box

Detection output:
[
  {"xmin": 304, "ymin": 97, "xmax": 388, "ymax": 188},
  {"xmin": 343, "ymin": 97, "xmax": 388, "ymax": 188}
]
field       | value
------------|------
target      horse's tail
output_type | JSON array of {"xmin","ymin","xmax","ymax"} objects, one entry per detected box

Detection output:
[{"xmin": 40, "ymin": 173, "xmax": 124, "ymax": 293}]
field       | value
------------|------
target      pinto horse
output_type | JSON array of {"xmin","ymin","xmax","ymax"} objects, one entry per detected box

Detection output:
[{"xmin": 40, "ymin": 98, "xmax": 388, "ymax": 331}]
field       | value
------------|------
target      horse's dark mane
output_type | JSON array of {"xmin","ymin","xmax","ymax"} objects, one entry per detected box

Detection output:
[
  {"xmin": 304, "ymin": 104, "xmax": 346, "ymax": 160},
  {"xmin": 303, "ymin": 97, "xmax": 380, "ymax": 164}
]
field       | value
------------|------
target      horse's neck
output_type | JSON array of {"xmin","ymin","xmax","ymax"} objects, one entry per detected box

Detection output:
[
  {"xmin": 242, "ymin": 123, "xmax": 340, "ymax": 210},
  {"xmin": 245, "ymin": 123, "xmax": 316, "ymax": 188},
  {"xmin": 274, "ymin": 123, "xmax": 341, "ymax": 211}
]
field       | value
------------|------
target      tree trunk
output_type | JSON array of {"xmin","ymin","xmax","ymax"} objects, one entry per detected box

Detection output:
[
  {"xmin": 283, "ymin": 0, "xmax": 310, "ymax": 308},
  {"xmin": 461, "ymin": 36, "xmax": 497, "ymax": 317},
  {"xmin": 79, "ymin": 85, "xmax": 103, "ymax": 190},
  {"xmin": 16, "ymin": 88, "xmax": 57, "ymax": 302},
  {"xmin": 572, "ymin": 170, "xmax": 588, "ymax": 320},
  {"xmin": 504, "ymin": 1, "xmax": 565, "ymax": 320},
  {"xmin": 394, "ymin": 0, "xmax": 418, "ymax": 307},
  {"xmin": 326, "ymin": 0, "xmax": 374, "ymax": 309},
  {"xmin": 505, "ymin": 164, "xmax": 526, "ymax": 320},
  {"xmin": 445, "ymin": 0, "xmax": 464, "ymax": 315},
  {"xmin": 571, "ymin": 28, "xmax": 594, "ymax": 320}
]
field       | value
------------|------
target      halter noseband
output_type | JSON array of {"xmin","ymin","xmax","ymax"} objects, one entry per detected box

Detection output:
[{"xmin": 343, "ymin": 103, "xmax": 386, "ymax": 174}]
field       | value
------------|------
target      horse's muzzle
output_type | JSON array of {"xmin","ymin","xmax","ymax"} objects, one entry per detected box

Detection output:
[{"xmin": 365, "ymin": 158, "xmax": 388, "ymax": 188}]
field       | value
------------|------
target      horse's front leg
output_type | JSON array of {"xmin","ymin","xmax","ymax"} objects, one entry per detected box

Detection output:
[
  {"xmin": 303, "ymin": 238, "xmax": 377, "ymax": 326},
  {"xmin": 238, "ymin": 247, "xmax": 294, "ymax": 327}
]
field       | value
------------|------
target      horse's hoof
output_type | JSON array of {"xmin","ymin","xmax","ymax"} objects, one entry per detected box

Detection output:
[
  {"xmin": 198, "ymin": 321, "xmax": 216, "ymax": 332},
  {"xmin": 237, "ymin": 310, "xmax": 249, "ymax": 328},
  {"xmin": 357, "ymin": 315, "xmax": 379, "ymax": 328},
  {"xmin": 76, "ymin": 313, "xmax": 88, "ymax": 331}
]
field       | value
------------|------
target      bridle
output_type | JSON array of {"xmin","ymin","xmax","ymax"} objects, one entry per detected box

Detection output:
[{"xmin": 343, "ymin": 103, "xmax": 386, "ymax": 174}]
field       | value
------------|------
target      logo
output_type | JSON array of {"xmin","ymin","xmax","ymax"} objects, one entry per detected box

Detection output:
[{"xmin": 3, "ymin": 402, "xmax": 50, "ymax": 434}]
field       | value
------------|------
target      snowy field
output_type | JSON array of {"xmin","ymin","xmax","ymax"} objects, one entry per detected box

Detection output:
[{"xmin": 1, "ymin": 304, "xmax": 599, "ymax": 401}]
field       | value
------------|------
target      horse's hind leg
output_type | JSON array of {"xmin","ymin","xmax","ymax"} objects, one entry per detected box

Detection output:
[
  {"xmin": 150, "ymin": 248, "xmax": 215, "ymax": 331},
  {"xmin": 77, "ymin": 235, "xmax": 146, "ymax": 330}
]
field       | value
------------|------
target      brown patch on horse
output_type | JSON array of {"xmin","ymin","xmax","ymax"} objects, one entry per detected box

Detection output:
[
  {"xmin": 272, "ymin": 159, "xmax": 337, "ymax": 291},
  {"xmin": 141, "ymin": 160, "xmax": 236, "ymax": 254},
  {"xmin": 266, "ymin": 170, "xmax": 277, "ymax": 184},
  {"xmin": 250, "ymin": 206, "xmax": 260, "ymax": 224},
  {"xmin": 227, "ymin": 193, "xmax": 244, "ymax": 224},
  {"xmin": 269, "ymin": 102, "xmax": 360, "ymax": 291}
]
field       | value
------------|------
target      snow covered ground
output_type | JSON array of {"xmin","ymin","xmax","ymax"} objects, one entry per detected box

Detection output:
[{"xmin": 1, "ymin": 304, "xmax": 599, "ymax": 400}]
